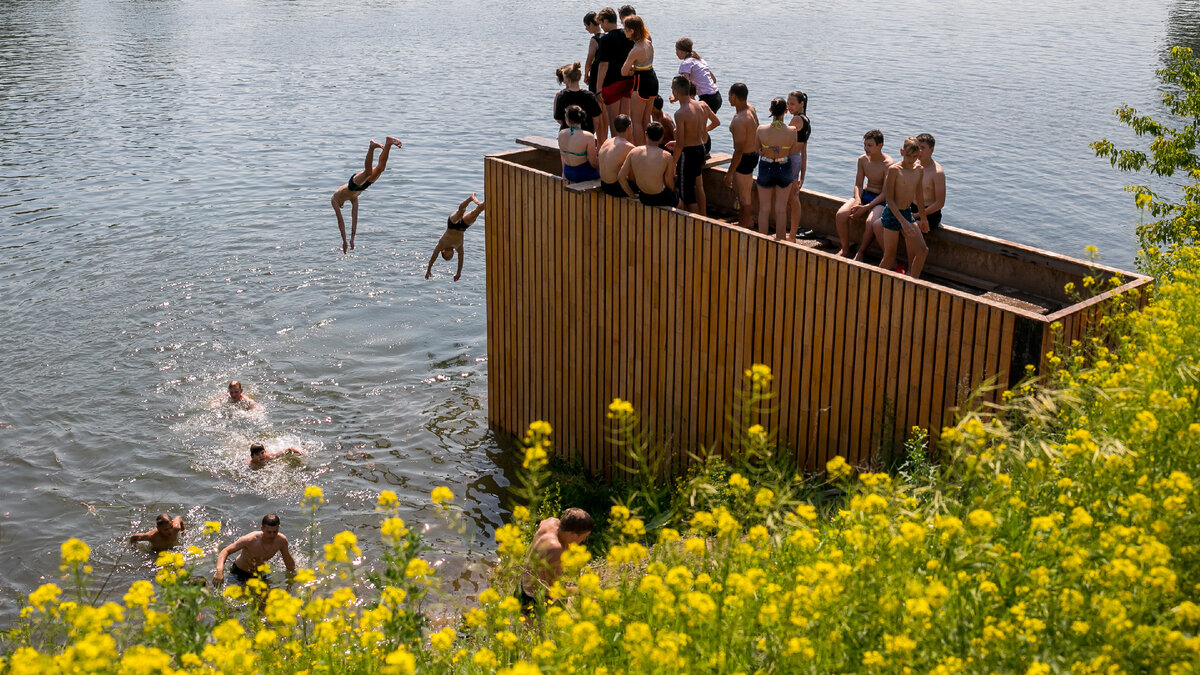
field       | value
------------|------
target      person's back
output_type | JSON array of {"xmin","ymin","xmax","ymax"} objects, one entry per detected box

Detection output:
[
  {"xmin": 519, "ymin": 508, "xmax": 593, "ymax": 610},
  {"xmin": 599, "ymin": 114, "xmax": 637, "ymax": 190},
  {"xmin": 621, "ymin": 122, "xmax": 679, "ymax": 208}
]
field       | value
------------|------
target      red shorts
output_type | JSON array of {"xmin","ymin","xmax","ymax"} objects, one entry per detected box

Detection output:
[{"xmin": 600, "ymin": 78, "xmax": 634, "ymax": 105}]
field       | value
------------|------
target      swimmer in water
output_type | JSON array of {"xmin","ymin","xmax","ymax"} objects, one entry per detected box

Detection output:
[
  {"xmin": 129, "ymin": 513, "xmax": 185, "ymax": 552},
  {"xmin": 426, "ymin": 193, "xmax": 486, "ymax": 282},
  {"xmin": 213, "ymin": 514, "xmax": 296, "ymax": 586},
  {"xmin": 224, "ymin": 381, "xmax": 260, "ymax": 410},
  {"xmin": 331, "ymin": 136, "xmax": 402, "ymax": 254},
  {"xmin": 249, "ymin": 442, "xmax": 303, "ymax": 467}
]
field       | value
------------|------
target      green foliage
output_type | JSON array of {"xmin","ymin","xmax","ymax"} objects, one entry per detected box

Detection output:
[{"xmin": 1093, "ymin": 46, "xmax": 1200, "ymax": 277}]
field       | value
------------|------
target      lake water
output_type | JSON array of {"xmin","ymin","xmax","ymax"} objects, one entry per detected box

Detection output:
[{"xmin": 0, "ymin": 0, "xmax": 1193, "ymax": 622}]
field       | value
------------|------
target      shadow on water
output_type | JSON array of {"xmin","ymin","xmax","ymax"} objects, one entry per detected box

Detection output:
[{"xmin": 1165, "ymin": 1, "xmax": 1200, "ymax": 57}]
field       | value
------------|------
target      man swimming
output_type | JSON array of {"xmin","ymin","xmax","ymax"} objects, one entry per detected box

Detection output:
[
  {"xmin": 836, "ymin": 130, "xmax": 892, "ymax": 260},
  {"xmin": 878, "ymin": 136, "xmax": 929, "ymax": 278},
  {"xmin": 224, "ymin": 381, "xmax": 259, "ymax": 410},
  {"xmin": 129, "ymin": 513, "xmax": 185, "ymax": 552},
  {"xmin": 599, "ymin": 114, "xmax": 638, "ymax": 198},
  {"xmin": 248, "ymin": 442, "xmax": 303, "ymax": 467},
  {"xmin": 724, "ymin": 83, "xmax": 759, "ymax": 230},
  {"xmin": 672, "ymin": 75, "xmax": 718, "ymax": 216},
  {"xmin": 331, "ymin": 136, "xmax": 402, "ymax": 254},
  {"xmin": 915, "ymin": 133, "xmax": 946, "ymax": 230},
  {"xmin": 518, "ymin": 508, "xmax": 593, "ymax": 612},
  {"xmin": 214, "ymin": 514, "xmax": 296, "ymax": 586},
  {"xmin": 619, "ymin": 122, "xmax": 680, "ymax": 208},
  {"xmin": 426, "ymin": 193, "xmax": 486, "ymax": 282}
]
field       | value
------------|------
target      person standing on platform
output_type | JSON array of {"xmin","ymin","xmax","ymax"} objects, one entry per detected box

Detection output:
[
  {"xmin": 594, "ymin": 7, "xmax": 635, "ymax": 137},
  {"xmin": 725, "ymin": 83, "xmax": 759, "ymax": 230},
  {"xmin": 671, "ymin": 75, "xmax": 718, "ymax": 216},
  {"xmin": 675, "ymin": 38, "xmax": 720, "ymax": 114},
  {"xmin": 784, "ymin": 91, "xmax": 812, "ymax": 242},
  {"xmin": 620, "ymin": 15, "xmax": 656, "ymax": 146},
  {"xmin": 553, "ymin": 62, "xmax": 607, "ymax": 145},
  {"xmin": 583, "ymin": 11, "xmax": 603, "ymax": 93},
  {"xmin": 755, "ymin": 98, "xmax": 795, "ymax": 238}
]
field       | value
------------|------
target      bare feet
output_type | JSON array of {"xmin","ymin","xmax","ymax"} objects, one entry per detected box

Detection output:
[
  {"xmin": 386, "ymin": 136, "xmax": 402, "ymax": 148},
  {"xmin": 342, "ymin": 240, "xmax": 348, "ymax": 254},
  {"xmin": 369, "ymin": 139, "xmax": 384, "ymax": 150},
  {"xmin": 349, "ymin": 238, "xmax": 355, "ymax": 250},
  {"xmin": 470, "ymin": 192, "xmax": 480, "ymax": 204}
]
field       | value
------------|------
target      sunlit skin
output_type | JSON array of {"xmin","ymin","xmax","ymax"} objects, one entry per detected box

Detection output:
[
  {"xmin": 841, "ymin": 136, "xmax": 893, "ymax": 259},
  {"xmin": 724, "ymin": 88, "xmax": 759, "ymax": 230},
  {"xmin": 330, "ymin": 136, "xmax": 402, "ymax": 254},
  {"xmin": 523, "ymin": 516, "xmax": 591, "ymax": 597},
  {"xmin": 877, "ymin": 140, "xmax": 929, "ymax": 277},
  {"xmin": 426, "ymin": 193, "xmax": 486, "ymax": 282},
  {"xmin": 224, "ymin": 381, "xmax": 259, "ymax": 410},
  {"xmin": 129, "ymin": 514, "xmax": 184, "ymax": 552},
  {"xmin": 248, "ymin": 443, "xmax": 303, "ymax": 467},
  {"xmin": 214, "ymin": 520, "xmax": 295, "ymax": 585}
]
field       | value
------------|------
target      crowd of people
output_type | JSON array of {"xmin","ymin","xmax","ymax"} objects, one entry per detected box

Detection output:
[{"xmin": 554, "ymin": 6, "xmax": 946, "ymax": 278}]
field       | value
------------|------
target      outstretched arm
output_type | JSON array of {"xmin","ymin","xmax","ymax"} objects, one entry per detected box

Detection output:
[
  {"xmin": 214, "ymin": 536, "xmax": 248, "ymax": 583},
  {"xmin": 454, "ymin": 246, "xmax": 464, "ymax": 282},
  {"xmin": 280, "ymin": 537, "xmax": 296, "ymax": 573},
  {"xmin": 426, "ymin": 246, "xmax": 440, "ymax": 280},
  {"xmin": 129, "ymin": 530, "xmax": 154, "ymax": 544}
]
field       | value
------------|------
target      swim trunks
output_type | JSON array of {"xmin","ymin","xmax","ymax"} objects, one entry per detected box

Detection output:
[
  {"xmin": 228, "ymin": 563, "xmax": 269, "ymax": 585},
  {"xmin": 756, "ymin": 157, "xmax": 792, "ymax": 189},
  {"xmin": 601, "ymin": 179, "xmax": 634, "ymax": 198},
  {"xmin": 678, "ymin": 144, "xmax": 707, "ymax": 205},
  {"xmin": 563, "ymin": 162, "xmax": 601, "ymax": 184},
  {"xmin": 908, "ymin": 205, "xmax": 942, "ymax": 229},
  {"xmin": 633, "ymin": 68, "xmax": 659, "ymax": 100},
  {"xmin": 448, "ymin": 215, "xmax": 470, "ymax": 231},
  {"xmin": 861, "ymin": 190, "xmax": 880, "ymax": 206},
  {"xmin": 600, "ymin": 78, "xmax": 634, "ymax": 104},
  {"xmin": 699, "ymin": 92, "xmax": 722, "ymax": 114},
  {"xmin": 881, "ymin": 206, "xmax": 915, "ymax": 232},
  {"xmin": 348, "ymin": 173, "xmax": 372, "ymax": 192},
  {"xmin": 735, "ymin": 151, "xmax": 759, "ymax": 175},
  {"xmin": 639, "ymin": 187, "xmax": 678, "ymax": 208}
]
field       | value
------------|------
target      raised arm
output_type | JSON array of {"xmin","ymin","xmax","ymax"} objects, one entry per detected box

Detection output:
[{"xmin": 173, "ymin": 516, "xmax": 185, "ymax": 532}]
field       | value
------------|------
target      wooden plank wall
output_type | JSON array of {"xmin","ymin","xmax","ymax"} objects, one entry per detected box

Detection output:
[{"xmin": 486, "ymin": 156, "xmax": 1063, "ymax": 475}]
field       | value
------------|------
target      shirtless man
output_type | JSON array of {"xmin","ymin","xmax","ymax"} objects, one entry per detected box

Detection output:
[
  {"xmin": 214, "ymin": 514, "xmax": 296, "ymax": 586},
  {"xmin": 224, "ymin": 381, "xmax": 259, "ymax": 410},
  {"xmin": 426, "ymin": 193, "xmax": 486, "ymax": 282},
  {"xmin": 331, "ymin": 136, "xmax": 402, "ymax": 254},
  {"xmin": 249, "ymin": 442, "xmax": 303, "ymax": 467},
  {"xmin": 724, "ymin": 83, "xmax": 759, "ymax": 230},
  {"xmin": 671, "ymin": 76, "xmax": 719, "ymax": 216},
  {"xmin": 619, "ymin": 122, "xmax": 680, "ymax": 208},
  {"xmin": 649, "ymin": 97, "xmax": 676, "ymax": 149},
  {"xmin": 517, "ymin": 508, "xmax": 593, "ymax": 611},
  {"xmin": 878, "ymin": 137, "xmax": 929, "ymax": 278},
  {"xmin": 915, "ymin": 133, "xmax": 946, "ymax": 230},
  {"xmin": 599, "ymin": 114, "xmax": 638, "ymax": 198},
  {"xmin": 836, "ymin": 130, "xmax": 892, "ymax": 260},
  {"xmin": 129, "ymin": 513, "xmax": 185, "ymax": 552}
]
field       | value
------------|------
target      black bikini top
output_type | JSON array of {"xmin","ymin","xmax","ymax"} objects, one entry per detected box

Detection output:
[{"xmin": 795, "ymin": 116, "xmax": 811, "ymax": 144}]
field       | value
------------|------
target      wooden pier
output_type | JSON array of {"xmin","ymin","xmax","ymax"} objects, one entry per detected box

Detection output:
[{"xmin": 483, "ymin": 139, "xmax": 1152, "ymax": 476}]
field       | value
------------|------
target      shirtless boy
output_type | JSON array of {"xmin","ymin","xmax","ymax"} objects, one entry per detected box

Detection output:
[
  {"xmin": 724, "ymin": 83, "xmax": 759, "ymax": 229},
  {"xmin": 331, "ymin": 136, "xmax": 402, "ymax": 254},
  {"xmin": 599, "ymin": 114, "xmax": 638, "ymax": 198},
  {"xmin": 878, "ymin": 137, "xmax": 929, "ymax": 278},
  {"xmin": 619, "ymin": 122, "xmax": 680, "ymax": 208},
  {"xmin": 426, "ymin": 193, "xmax": 486, "ymax": 282},
  {"xmin": 224, "ymin": 381, "xmax": 259, "ymax": 410},
  {"xmin": 832, "ymin": 130, "xmax": 891, "ymax": 260},
  {"xmin": 249, "ymin": 442, "xmax": 303, "ymax": 467},
  {"xmin": 650, "ymin": 97, "xmax": 677, "ymax": 149},
  {"xmin": 672, "ymin": 76, "xmax": 719, "ymax": 216},
  {"xmin": 214, "ymin": 514, "xmax": 296, "ymax": 586},
  {"xmin": 915, "ymin": 133, "xmax": 946, "ymax": 230},
  {"xmin": 129, "ymin": 513, "xmax": 185, "ymax": 552},
  {"xmin": 517, "ymin": 508, "xmax": 593, "ymax": 611}
]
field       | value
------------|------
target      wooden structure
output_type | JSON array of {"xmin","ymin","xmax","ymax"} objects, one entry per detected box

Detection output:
[{"xmin": 483, "ymin": 138, "xmax": 1152, "ymax": 475}]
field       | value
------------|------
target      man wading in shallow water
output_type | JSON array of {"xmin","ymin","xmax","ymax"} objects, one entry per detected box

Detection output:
[{"xmin": 214, "ymin": 514, "xmax": 296, "ymax": 586}]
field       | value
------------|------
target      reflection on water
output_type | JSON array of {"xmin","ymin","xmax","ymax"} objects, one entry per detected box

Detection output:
[{"xmin": 0, "ymin": 0, "xmax": 1185, "ymax": 622}]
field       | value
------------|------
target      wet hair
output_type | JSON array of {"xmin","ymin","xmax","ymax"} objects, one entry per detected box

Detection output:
[
  {"xmin": 769, "ymin": 97, "xmax": 788, "ymax": 119},
  {"xmin": 646, "ymin": 122, "xmax": 664, "ymax": 142},
  {"xmin": 229, "ymin": 380, "xmax": 242, "ymax": 390},
  {"xmin": 618, "ymin": 5, "xmax": 636, "ymax": 19},
  {"xmin": 565, "ymin": 104, "xmax": 588, "ymax": 126},
  {"xmin": 675, "ymin": 37, "xmax": 700, "ymax": 59},
  {"xmin": 156, "ymin": 513, "xmax": 171, "ymax": 528},
  {"xmin": 789, "ymin": 90, "xmax": 808, "ymax": 114},
  {"xmin": 916, "ymin": 133, "xmax": 936, "ymax": 149},
  {"xmin": 597, "ymin": 7, "xmax": 617, "ymax": 23},
  {"xmin": 583, "ymin": 11, "xmax": 598, "ymax": 27},
  {"xmin": 262, "ymin": 514, "xmax": 280, "ymax": 528},
  {"xmin": 864, "ymin": 129, "xmax": 884, "ymax": 146},
  {"xmin": 614, "ymin": 114, "xmax": 632, "ymax": 133},
  {"xmin": 623, "ymin": 15, "xmax": 646, "ymax": 41},
  {"xmin": 560, "ymin": 508, "xmax": 594, "ymax": 534},
  {"xmin": 556, "ymin": 61, "xmax": 582, "ymax": 85},
  {"xmin": 902, "ymin": 136, "xmax": 921, "ymax": 156},
  {"xmin": 728, "ymin": 82, "xmax": 748, "ymax": 102},
  {"xmin": 671, "ymin": 75, "xmax": 691, "ymax": 95},
  {"xmin": 652, "ymin": 95, "xmax": 664, "ymax": 111},
  {"xmin": 250, "ymin": 443, "xmax": 266, "ymax": 455}
]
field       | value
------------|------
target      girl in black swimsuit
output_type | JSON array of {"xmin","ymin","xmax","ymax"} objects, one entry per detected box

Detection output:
[
  {"xmin": 785, "ymin": 91, "xmax": 811, "ymax": 242},
  {"xmin": 620, "ymin": 15, "xmax": 656, "ymax": 146}
]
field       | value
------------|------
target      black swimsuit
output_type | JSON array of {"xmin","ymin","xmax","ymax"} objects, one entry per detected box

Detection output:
[
  {"xmin": 448, "ymin": 216, "xmax": 470, "ymax": 231},
  {"xmin": 348, "ymin": 173, "xmax": 373, "ymax": 192}
]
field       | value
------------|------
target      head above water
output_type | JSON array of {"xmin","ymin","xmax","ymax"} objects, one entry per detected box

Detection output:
[
  {"xmin": 155, "ymin": 513, "xmax": 172, "ymax": 532},
  {"xmin": 728, "ymin": 82, "xmax": 748, "ymax": 105},
  {"xmin": 556, "ymin": 61, "xmax": 582, "ymax": 85},
  {"xmin": 646, "ymin": 122, "xmax": 664, "ymax": 143},
  {"xmin": 228, "ymin": 381, "xmax": 244, "ymax": 399},
  {"xmin": 250, "ymin": 443, "xmax": 266, "ymax": 457},
  {"xmin": 261, "ymin": 513, "xmax": 280, "ymax": 535},
  {"xmin": 614, "ymin": 114, "xmax": 632, "ymax": 134}
]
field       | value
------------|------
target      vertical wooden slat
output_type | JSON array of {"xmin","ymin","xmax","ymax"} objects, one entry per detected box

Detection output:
[
  {"xmin": 816, "ymin": 257, "xmax": 839, "ymax": 467},
  {"xmin": 899, "ymin": 285, "xmax": 928, "ymax": 449},
  {"xmin": 983, "ymin": 307, "xmax": 1004, "ymax": 404},
  {"xmin": 917, "ymin": 290, "xmax": 944, "ymax": 435},
  {"xmin": 846, "ymin": 266, "xmax": 869, "ymax": 464},
  {"xmin": 943, "ymin": 297, "xmax": 964, "ymax": 419},
  {"xmin": 971, "ymin": 305, "xmax": 991, "ymax": 400},
  {"xmin": 777, "ymin": 246, "xmax": 797, "ymax": 461},
  {"xmin": 799, "ymin": 252, "xmax": 821, "ymax": 469},
  {"xmin": 929, "ymin": 293, "xmax": 952, "ymax": 436}
]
